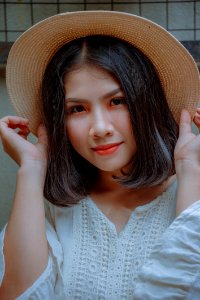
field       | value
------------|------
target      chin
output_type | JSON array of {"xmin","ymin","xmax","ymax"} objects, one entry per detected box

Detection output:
[
  {"xmin": 98, "ymin": 161, "xmax": 132, "ymax": 175},
  {"xmin": 97, "ymin": 164, "xmax": 128, "ymax": 174}
]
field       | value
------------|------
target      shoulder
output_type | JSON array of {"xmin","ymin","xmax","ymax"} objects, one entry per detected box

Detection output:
[{"xmin": 44, "ymin": 197, "xmax": 88, "ymax": 227}]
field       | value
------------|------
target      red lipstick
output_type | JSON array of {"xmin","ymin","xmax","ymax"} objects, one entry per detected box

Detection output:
[{"xmin": 92, "ymin": 142, "xmax": 123, "ymax": 155}]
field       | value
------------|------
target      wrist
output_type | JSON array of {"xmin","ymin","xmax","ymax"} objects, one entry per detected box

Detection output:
[
  {"xmin": 19, "ymin": 159, "xmax": 46, "ymax": 171},
  {"xmin": 175, "ymin": 160, "xmax": 200, "ymax": 181},
  {"xmin": 18, "ymin": 161, "xmax": 47, "ymax": 183}
]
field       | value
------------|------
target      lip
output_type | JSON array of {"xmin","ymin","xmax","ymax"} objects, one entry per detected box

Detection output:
[{"xmin": 91, "ymin": 142, "xmax": 123, "ymax": 155}]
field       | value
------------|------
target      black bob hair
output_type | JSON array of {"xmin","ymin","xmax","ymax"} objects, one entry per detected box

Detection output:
[{"xmin": 41, "ymin": 35, "xmax": 178, "ymax": 206}]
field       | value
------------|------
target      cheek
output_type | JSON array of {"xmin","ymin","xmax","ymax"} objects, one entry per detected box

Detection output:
[
  {"xmin": 115, "ymin": 111, "xmax": 133, "ymax": 135},
  {"xmin": 118, "ymin": 113, "xmax": 136, "ymax": 149},
  {"xmin": 65, "ymin": 119, "xmax": 87, "ymax": 150}
]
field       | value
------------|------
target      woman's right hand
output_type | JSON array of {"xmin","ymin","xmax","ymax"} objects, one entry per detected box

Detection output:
[{"xmin": 0, "ymin": 116, "xmax": 48, "ymax": 168}]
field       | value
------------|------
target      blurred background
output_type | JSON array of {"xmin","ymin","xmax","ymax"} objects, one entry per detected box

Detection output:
[{"xmin": 0, "ymin": 0, "xmax": 200, "ymax": 229}]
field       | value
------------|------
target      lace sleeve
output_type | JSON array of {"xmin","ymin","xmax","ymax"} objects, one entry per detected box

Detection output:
[{"xmin": 134, "ymin": 200, "xmax": 200, "ymax": 299}]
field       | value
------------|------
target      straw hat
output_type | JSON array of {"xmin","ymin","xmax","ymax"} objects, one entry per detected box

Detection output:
[{"xmin": 6, "ymin": 10, "xmax": 200, "ymax": 135}]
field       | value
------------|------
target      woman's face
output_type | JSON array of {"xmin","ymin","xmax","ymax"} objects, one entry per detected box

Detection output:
[{"xmin": 64, "ymin": 65, "xmax": 136, "ymax": 174}]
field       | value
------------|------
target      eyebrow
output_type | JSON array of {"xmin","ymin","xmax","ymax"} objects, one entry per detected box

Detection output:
[{"xmin": 65, "ymin": 88, "xmax": 123, "ymax": 103}]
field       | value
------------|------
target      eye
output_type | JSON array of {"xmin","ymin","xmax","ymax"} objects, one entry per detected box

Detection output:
[
  {"xmin": 65, "ymin": 105, "xmax": 85, "ymax": 114},
  {"xmin": 110, "ymin": 98, "xmax": 126, "ymax": 106}
]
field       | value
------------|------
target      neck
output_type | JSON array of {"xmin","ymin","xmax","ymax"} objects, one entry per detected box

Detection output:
[{"xmin": 91, "ymin": 171, "xmax": 176, "ymax": 210}]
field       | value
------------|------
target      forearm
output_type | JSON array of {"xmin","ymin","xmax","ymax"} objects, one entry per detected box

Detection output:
[
  {"xmin": 0, "ymin": 163, "xmax": 48, "ymax": 299},
  {"xmin": 176, "ymin": 163, "xmax": 200, "ymax": 216}
]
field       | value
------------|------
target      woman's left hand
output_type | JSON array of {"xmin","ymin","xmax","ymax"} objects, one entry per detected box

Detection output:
[
  {"xmin": 175, "ymin": 108, "xmax": 200, "ymax": 214},
  {"xmin": 175, "ymin": 108, "xmax": 200, "ymax": 173}
]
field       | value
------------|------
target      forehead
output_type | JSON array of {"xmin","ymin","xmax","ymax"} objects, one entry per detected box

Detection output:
[
  {"xmin": 64, "ymin": 64, "xmax": 117, "ymax": 82},
  {"xmin": 64, "ymin": 65, "xmax": 122, "ymax": 97}
]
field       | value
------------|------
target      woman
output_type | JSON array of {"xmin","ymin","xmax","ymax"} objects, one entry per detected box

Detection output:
[{"xmin": 0, "ymin": 11, "xmax": 200, "ymax": 299}]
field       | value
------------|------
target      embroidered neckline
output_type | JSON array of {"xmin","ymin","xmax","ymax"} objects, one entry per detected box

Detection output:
[
  {"xmin": 83, "ymin": 180, "xmax": 176, "ymax": 236},
  {"xmin": 86, "ymin": 180, "xmax": 176, "ymax": 216}
]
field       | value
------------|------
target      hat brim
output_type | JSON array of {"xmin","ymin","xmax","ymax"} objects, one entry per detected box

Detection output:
[{"xmin": 6, "ymin": 10, "xmax": 200, "ymax": 135}]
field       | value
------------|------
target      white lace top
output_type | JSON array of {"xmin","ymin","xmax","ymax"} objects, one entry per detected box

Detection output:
[{"xmin": 1, "ymin": 181, "xmax": 200, "ymax": 299}]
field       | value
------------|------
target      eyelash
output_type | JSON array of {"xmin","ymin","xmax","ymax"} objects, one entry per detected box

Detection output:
[
  {"xmin": 66, "ymin": 105, "xmax": 85, "ymax": 114},
  {"xmin": 110, "ymin": 98, "xmax": 126, "ymax": 106},
  {"xmin": 65, "ymin": 98, "xmax": 126, "ymax": 115}
]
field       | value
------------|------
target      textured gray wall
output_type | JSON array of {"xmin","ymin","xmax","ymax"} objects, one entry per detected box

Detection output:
[
  {"xmin": 0, "ymin": 69, "xmax": 17, "ymax": 229},
  {"xmin": 0, "ymin": 1, "xmax": 199, "ymax": 42},
  {"xmin": 0, "ymin": 69, "xmax": 37, "ymax": 229}
]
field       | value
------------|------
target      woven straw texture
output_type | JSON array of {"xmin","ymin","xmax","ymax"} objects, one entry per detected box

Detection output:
[{"xmin": 6, "ymin": 11, "xmax": 200, "ymax": 135}]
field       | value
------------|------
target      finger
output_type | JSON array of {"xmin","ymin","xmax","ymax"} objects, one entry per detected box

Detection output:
[
  {"xmin": 193, "ymin": 114, "xmax": 200, "ymax": 130},
  {"xmin": 0, "ymin": 117, "xmax": 29, "ymax": 136},
  {"xmin": 0, "ymin": 120, "xmax": 30, "ymax": 140},
  {"xmin": 193, "ymin": 108, "xmax": 200, "ymax": 127},
  {"xmin": 196, "ymin": 107, "xmax": 200, "ymax": 113},
  {"xmin": 9, "ymin": 123, "xmax": 29, "ymax": 130},
  {"xmin": 0, "ymin": 121, "xmax": 12, "ymax": 138},
  {"xmin": 178, "ymin": 109, "xmax": 192, "ymax": 138},
  {"xmin": 17, "ymin": 127, "xmax": 30, "ymax": 140},
  {"xmin": 194, "ymin": 107, "xmax": 200, "ymax": 118},
  {"xmin": 0, "ymin": 116, "xmax": 29, "ymax": 126}
]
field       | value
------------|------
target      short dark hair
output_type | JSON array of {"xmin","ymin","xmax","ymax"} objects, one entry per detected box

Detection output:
[{"xmin": 41, "ymin": 35, "xmax": 178, "ymax": 206}]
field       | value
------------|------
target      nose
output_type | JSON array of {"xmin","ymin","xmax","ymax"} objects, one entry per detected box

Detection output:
[{"xmin": 89, "ymin": 109, "xmax": 114, "ymax": 139}]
